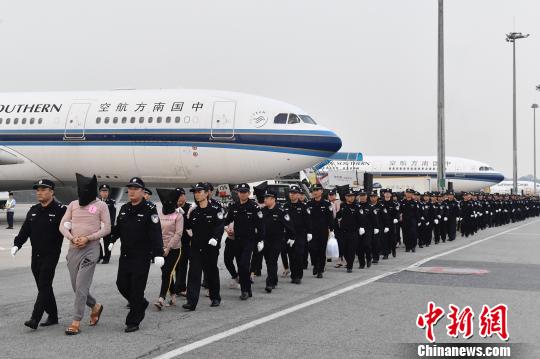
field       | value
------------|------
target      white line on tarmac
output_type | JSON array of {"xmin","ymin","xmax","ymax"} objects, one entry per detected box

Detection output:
[{"xmin": 153, "ymin": 219, "xmax": 540, "ymax": 359}]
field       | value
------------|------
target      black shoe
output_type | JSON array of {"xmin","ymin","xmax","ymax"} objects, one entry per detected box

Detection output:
[
  {"xmin": 248, "ymin": 291, "xmax": 253, "ymax": 297},
  {"xmin": 327, "ymin": 258, "xmax": 332, "ymax": 262},
  {"xmin": 6, "ymin": 227, "xmax": 13, "ymax": 229},
  {"xmin": 24, "ymin": 318, "xmax": 39, "ymax": 330},
  {"xmin": 40, "ymin": 317, "xmax": 58, "ymax": 327},
  {"xmin": 406, "ymin": 249, "xmax": 410, "ymax": 252},
  {"xmin": 240, "ymin": 292, "xmax": 249, "ymax": 300},
  {"xmin": 419, "ymin": 245, "xmax": 424, "ymax": 248},
  {"xmin": 372, "ymin": 260, "xmax": 378, "ymax": 264},
  {"xmin": 265, "ymin": 286, "xmax": 272, "ymax": 293},
  {"xmin": 412, "ymin": 248, "xmax": 416, "ymax": 252},
  {"xmin": 367, "ymin": 260, "xmax": 372, "ymax": 268},
  {"xmin": 382, "ymin": 255, "xmax": 388, "ymax": 260},
  {"xmin": 359, "ymin": 263, "xmax": 365, "ymax": 269},
  {"xmin": 316, "ymin": 273, "xmax": 323, "ymax": 278},
  {"xmin": 312, "ymin": 268, "xmax": 317, "ymax": 276},
  {"xmin": 295, "ymin": 278, "xmax": 302, "ymax": 284},
  {"xmin": 210, "ymin": 299, "xmax": 221, "ymax": 307},
  {"xmin": 125, "ymin": 325, "xmax": 139, "ymax": 333},
  {"xmin": 182, "ymin": 303, "xmax": 196, "ymax": 311},
  {"xmin": 101, "ymin": 259, "xmax": 109, "ymax": 264},
  {"xmin": 347, "ymin": 268, "xmax": 352, "ymax": 273},
  {"xmin": 392, "ymin": 250, "xmax": 396, "ymax": 258}
]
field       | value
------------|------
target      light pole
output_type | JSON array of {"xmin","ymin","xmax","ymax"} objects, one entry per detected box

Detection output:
[
  {"xmin": 506, "ymin": 32, "xmax": 529, "ymax": 195},
  {"xmin": 532, "ymin": 103, "xmax": 538, "ymax": 194},
  {"xmin": 437, "ymin": 0, "xmax": 446, "ymax": 192}
]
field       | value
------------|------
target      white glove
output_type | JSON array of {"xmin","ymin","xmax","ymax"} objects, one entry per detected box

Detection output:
[
  {"xmin": 393, "ymin": 219, "xmax": 398, "ymax": 224},
  {"xmin": 437, "ymin": 215, "xmax": 442, "ymax": 219},
  {"xmin": 471, "ymin": 214, "xmax": 474, "ymax": 218},
  {"xmin": 374, "ymin": 228, "xmax": 379, "ymax": 235},
  {"xmin": 434, "ymin": 219, "xmax": 439, "ymax": 224},
  {"xmin": 359, "ymin": 227, "xmax": 365, "ymax": 235},
  {"xmin": 307, "ymin": 233, "xmax": 313, "ymax": 242},
  {"xmin": 485, "ymin": 211, "xmax": 489, "ymax": 214},
  {"xmin": 208, "ymin": 238, "xmax": 218, "ymax": 247},
  {"xmin": 421, "ymin": 216, "xmax": 425, "ymax": 220},
  {"xmin": 287, "ymin": 239, "xmax": 295, "ymax": 247},
  {"xmin": 154, "ymin": 256, "xmax": 165, "ymax": 268},
  {"xmin": 108, "ymin": 243, "xmax": 114, "ymax": 251},
  {"xmin": 329, "ymin": 231, "xmax": 335, "ymax": 238},
  {"xmin": 426, "ymin": 222, "xmax": 430, "ymax": 226},
  {"xmin": 444, "ymin": 217, "xmax": 448, "ymax": 221},
  {"xmin": 418, "ymin": 222, "xmax": 421, "ymax": 227},
  {"xmin": 257, "ymin": 241, "xmax": 264, "ymax": 252},
  {"xmin": 63, "ymin": 221, "xmax": 72, "ymax": 230},
  {"xmin": 384, "ymin": 227, "xmax": 389, "ymax": 233},
  {"xmin": 10, "ymin": 246, "xmax": 19, "ymax": 257},
  {"xmin": 186, "ymin": 229, "xmax": 193, "ymax": 237}
]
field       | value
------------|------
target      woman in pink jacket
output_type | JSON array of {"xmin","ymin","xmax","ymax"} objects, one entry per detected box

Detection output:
[{"xmin": 154, "ymin": 189, "xmax": 183, "ymax": 309}]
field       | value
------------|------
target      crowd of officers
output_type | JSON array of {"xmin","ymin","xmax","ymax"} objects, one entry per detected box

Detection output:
[{"xmin": 10, "ymin": 176, "xmax": 540, "ymax": 334}]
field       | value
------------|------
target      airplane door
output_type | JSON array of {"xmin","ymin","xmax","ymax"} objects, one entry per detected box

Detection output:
[
  {"xmin": 211, "ymin": 101, "xmax": 236, "ymax": 139},
  {"xmin": 64, "ymin": 103, "xmax": 90, "ymax": 139}
]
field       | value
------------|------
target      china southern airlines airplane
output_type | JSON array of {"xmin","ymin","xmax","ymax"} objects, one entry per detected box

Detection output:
[
  {"xmin": 315, "ymin": 153, "xmax": 504, "ymax": 192},
  {"xmin": 0, "ymin": 89, "xmax": 342, "ymax": 200}
]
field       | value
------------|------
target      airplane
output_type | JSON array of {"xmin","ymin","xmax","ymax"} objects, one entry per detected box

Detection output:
[
  {"xmin": 490, "ymin": 180, "xmax": 540, "ymax": 195},
  {"xmin": 312, "ymin": 153, "xmax": 504, "ymax": 192},
  {"xmin": 0, "ymin": 89, "xmax": 342, "ymax": 201}
]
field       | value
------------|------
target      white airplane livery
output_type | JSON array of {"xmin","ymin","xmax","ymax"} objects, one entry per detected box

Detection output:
[
  {"xmin": 315, "ymin": 153, "xmax": 504, "ymax": 192},
  {"xmin": 0, "ymin": 89, "xmax": 342, "ymax": 196},
  {"xmin": 490, "ymin": 180, "xmax": 540, "ymax": 195}
]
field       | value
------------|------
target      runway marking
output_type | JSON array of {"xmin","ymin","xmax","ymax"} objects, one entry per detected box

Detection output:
[{"xmin": 152, "ymin": 219, "xmax": 540, "ymax": 359}]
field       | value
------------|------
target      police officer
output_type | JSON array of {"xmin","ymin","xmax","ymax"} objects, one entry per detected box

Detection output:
[
  {"xmin": 110, "ymin": 177, "xmax": 164, "ymax": 333},
  {"xmin": 306, "ymin": 184, "xmax": 334, "ymax": 278},
  {"xmin": 143, "ymin": 188, "xmax": 153, "ymax": 202},
  {"xmin": 283, "ymin": 185, "xmax": 311, "ymax": 284},
  {"xmin": 172, "ymin": 187, "xmax": 192, "ymax": 298},
  {"xmin": 335, "ymin": 188, "xmax": 365, "ymax": 273},
  {"xmin": 224, "ymin": 183, "xmax": 264, "ymax": 300},
  {"xmin": 356, "ymin": 189, "xmax": 373, "ymax": 268},
  {"xmin": 444, "ymin": 191, "xmax": 459, "ymax": 241},
  {"xmin": 183, "ymin": 183, "xmax": 224, "ymax": 310},
  {"xmin": 98, "ymin": 184, "xmax": 116, "ymax": 264},
  {"xmin": 460, "ymin": 192, "xmax": 475, "ymax": 238},
  {"xmin": 401, "ymin": 189, "xmax": 419, "ymax": 252},
  {"xmin": 11, "ymin": 179, "xmax": 66, "ymax": 330},
  {"xmin": 380, "ymin": 188, "xmax": 398, "ymax": 259},
  {"xmin": 261, "ymin": 190, "xmax": 295, "ymax": 293},
  {"xmin": 368, "ymin": 191, "xmax": 383, "ymax": 263}
]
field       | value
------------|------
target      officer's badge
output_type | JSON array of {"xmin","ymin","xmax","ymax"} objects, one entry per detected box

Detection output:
[
  {"xmin": 284, "ymin": 214, "xmax": 290, "ymax": 221},
  {"xmin": 217, "ymin": 211, "xmax": 224, "ymax": 220},
  {"xmin": 151, "ymin": 214, "xmax": 159, "ymax": 223},
  {"xmin": 360, "ymin": 209, "xmax": 364, "ymax": 214},
  {"xmin": 257, "ymin": 211, "xmax": 263, "ymax": 219},
  {"xmin": 328, "ymin": 205, "xmax": 333, "ymax": 211},
  {"xmin": 374, "ymin": 210, "xmax": 378, "ymax": 214},
  {"xmin": 383, "ymin": 209, "xmax": 387, "ymax": 213},
  {"xmin": 306, "ymin": 208, "xmax": 311, "ymax": 214}
]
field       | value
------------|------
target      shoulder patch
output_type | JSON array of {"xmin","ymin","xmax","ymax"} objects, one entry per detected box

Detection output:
[
  {"xmin": 306, "ymin": 208, "xmax": 311, "ymax": 214},
  {"xmin": 257, "ymin": 211, "xmax": 263, "ymax": 219},
  {"xmin": 284, "ymin": 213, "xmax": 290, "ymax": 221},
  {"xmin": 217, "ymin": 210, "xmax": 224, "ymax": 220},
  {"xmin": 151, "ymin": 214, "xmax": 159, "ymax": 223}
]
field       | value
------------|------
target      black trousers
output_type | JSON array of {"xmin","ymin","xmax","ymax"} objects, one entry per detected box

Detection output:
[
  {"xmin": 235, "ymin": 241, "xmax": 254, "ymax": 293},
  {"xmin": 356, "ymin": 234, "xmax": 372, "ymax": 266},
  {"xmin": 172, "ymin": 244, "xmax": 190, "ymax": 294},
  {"xmin": 403, "ymin": 223, "xmax": 418, "ymax": 250},
  {"xmin": 264, "ymin": 240, "xmax": 283, "ymax": 287},
  {"xmin": 343, "ymin": 233, "xmax": 358, "ymax": 269},
  {"xmin": 308, "ymin": 230, "xmax": 328, "ymax": 275},
  {"xmin": 446, "ymin": 219, "xmax": 457, "ymax": 241},
  {"xmin": 336, "ymin": 233, "xmax": 345, "ymax": 259},
  {"xmin": 99, "ymin": 234, "xmax": 114, "ymax": 262},
  {"xmin": 186, "ymin": 246, "xmax": 220, "ymax": 307},
  {"xmin": 381, "ymin": 230, "xmax": 392, "ymax": 256},
  {"xmin": 30, "ymin": 253, "xmax": 60, "ymax": 321},
  {"xmin": 224, "ymin": 239, "xmax": 239, "ymax": 279},
  {"xmin": 7, "ymin": 211, "xmax": 14, "ymax": 228},
  {"xmin": 288, "ymin": 235, "xmax": 306, "ymax": 280},
  {"xmin": 159, "ymin": 248, "xmax": 180, "ymax": 298},
  {"xmin": 116, "ymin": 255, "xmax": 150, "ymax": 326},
  {"xmin": 371, "ymin": 231, "xmax": 381, "ymax": 261},
  {"xmin": 250, "ymin": 250, "xmax": 263, "ymax": 275},
  {"xmin": 280, "ymin": 241, "xmax": 289, "ymax": 270}
]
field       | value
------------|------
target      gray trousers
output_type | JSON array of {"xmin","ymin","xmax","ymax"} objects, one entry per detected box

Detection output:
[{"xmin": 66, "ymin": 244, "xmax": 99, "ymax": 321}]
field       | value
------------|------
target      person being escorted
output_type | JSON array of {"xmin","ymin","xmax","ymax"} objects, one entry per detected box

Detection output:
[
  {"xmin": 59, "ymin": 174, "xmax": 110, "ymax": 335},
  {"xmin": 154, "ymin": 189, "xmax": 183, "ymax": 309},
  {"xmin": 11, "ymin": 179, "xmax": 66, "ymax": 330},
  {"xmin": 261, "ymin": 190, "xmax": 295, "ymax": 293},
  {"xmin": 172, "ymin": 187, "xmax": 192, "ymax": 298},
  {"xmin": 182, "ymin": 183, "xmax": 224, "ymax": 310},
  {"xmin": 98, "ymin": 184, "xmax": 116, "ymax": 264},
  {"xmin": 5, "ymin": 191, "xmax": 16, "ymax": 229},
  {"xmin": 110, "ymin": 177, "xmax": 164, "ymax": 332}
]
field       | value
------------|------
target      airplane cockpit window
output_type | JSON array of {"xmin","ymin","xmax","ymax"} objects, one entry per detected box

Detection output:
[
  {"xmin": 299, "ymin": 115, "xmax": 317, "ymax": 124},
  {"xmin": 287, "ymin": 114, "xmax": 301, "ymax": 124},
  {"xmin": 479, "ymin": 166, "xmax": 491, "ymax": 171},
  {"xmin": 274, "ymin": 113, "xmax": 288, "ymax": 124}
]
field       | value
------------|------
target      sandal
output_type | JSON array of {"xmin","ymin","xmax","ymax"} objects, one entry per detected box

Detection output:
[
  {"xmin": 334, "ymin": 263, "xmax": 343, "ymax": 268},
  {"xmin": 89, "ymin": 304, "xmax": 103, "ymax": 326},
  {"xmin": 154, "ymin": 297, "xmax": 164, "ymax": 310},
  {"xmin": 65, "ymin": 323, "xmax": 81, "ymax": 335}
]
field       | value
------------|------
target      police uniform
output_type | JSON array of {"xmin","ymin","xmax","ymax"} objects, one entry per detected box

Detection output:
[
  {"xmin": 283, "ymin": 185, "xmax": 311, "ymax": 284},
  {"xmin": 357, "ymin": 189, "xmax": 374, "ymax": 268},
  {"xmin": 13, "ymin": 179, "xmax": 66, "ymax": 329},
  {"xmin": 334, "ymin": 188, "xmax": 365, "ymax": 272},
  {"xmin": 401, "ymin": 189, "xmax": 420, "ymax": 252},
  {"xmin": 261, "ymin": 190, "xmax": 295, "ymax": 292},
  {"xmin": 183, "ymin": 183, "xmax": 224, "ymax": 310},
  {"xmin": 368, "ymin": 191, "xmax": 383, "ymax": 263},
  {"xmin": 224, "ymin": 183, "xmax": 264, "ymax": 300},
  {"xmin": 98, "ymin": 184, "xmax": 117, "ymax": 264},
  {"xmin": 380, "ymin": 188, "xmax": 398, "ymax": 258},
  {"xmin": 444, "ymin": 192, "xmax": 459, "ymax": 241},
  {"xmin": 306, "ymin": 184, "xmax": 334, "ymax": 277},
  {"xmin": 111, "ymin": 177, "xmax": 164, "ymax": 332}
]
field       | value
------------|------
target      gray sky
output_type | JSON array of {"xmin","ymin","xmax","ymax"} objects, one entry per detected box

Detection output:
[{"xmin": 1, "ymin": 0, "xmax": 539, "ymax": 177}]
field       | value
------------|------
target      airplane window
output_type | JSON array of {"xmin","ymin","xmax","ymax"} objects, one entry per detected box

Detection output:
[
  {"xmin": 121, "ymin": 117, "xmax": 127, "ymax": 124},
  {"xmin": 131, "ymin": 117, "xmax": 137, "ymax": 124},
  {"xmin": 113, "ymin": 117, "xmax": 119, "ymax": 124},
  {"xmin": 184, "ymin": 116, "xmax": 190, "ymax": 123},
  {"xmin": 157, "ymin": 117, "xmax": 162, "ymax": 123},
  {"xmin": 6, "ymin": 118, "xmax": 10, "ymax": 124},
  {"xmin": 148, "ymin": 117, "xmax": 153, "ymax": 123},
  {"xmin": 14, "ymin": 118, "xmax": 18, "ymax": 125},
  {"xmin": 22, "ymin": 118, "xmax": 26, "ymax": 124},
  {"xmin": 166, "ymin": 116, "xmax": 171, "ymax": 123},
  {"xmin": 30, "ymin": 118, "xmax": 35, "ymax": 124},
  {"xmin": 139, "ymin": 117, "xmax": 144, "ymax": 124},
  {"xmin": 287, "ymin": 114, "xmax": 301, "ymax": 124},
  {"xmin": 299, "ymin": 115, "xmax": 317, "ymax": 124},
  {"xmin": 175, "ymin": 116, "xmax": 181, "ymax": 123},
  {"xmin": 479, "ymin": 166, "xmax": 489, "ymax": 171},
  {"xmin": 38, "ymin": 118, "xmax": 42, "ymax": 124},
  {"xmin": 104, "ymin": 117, "xmax": 110, "ymax": 124},
  {"xmin": 274, "ymin": 113, "xmax": 288, "ymax": 124},
  {"xmin": 0, "ymin": 118, "xmax": 2, "ymax": 124}
]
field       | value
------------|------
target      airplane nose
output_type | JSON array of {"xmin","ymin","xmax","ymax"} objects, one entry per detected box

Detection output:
[
  {"xmin": 326, "ymin": 131, "xmax": 342, "ymax": 154},
  {"xmin": 494, "ymin": 172, "xmax": 505, "ymax": 183}
]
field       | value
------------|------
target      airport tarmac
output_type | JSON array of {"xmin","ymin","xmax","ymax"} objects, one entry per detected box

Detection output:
[{"xmin": 0, "ymin": 205, "xmax": 539, "ymax": 358}]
